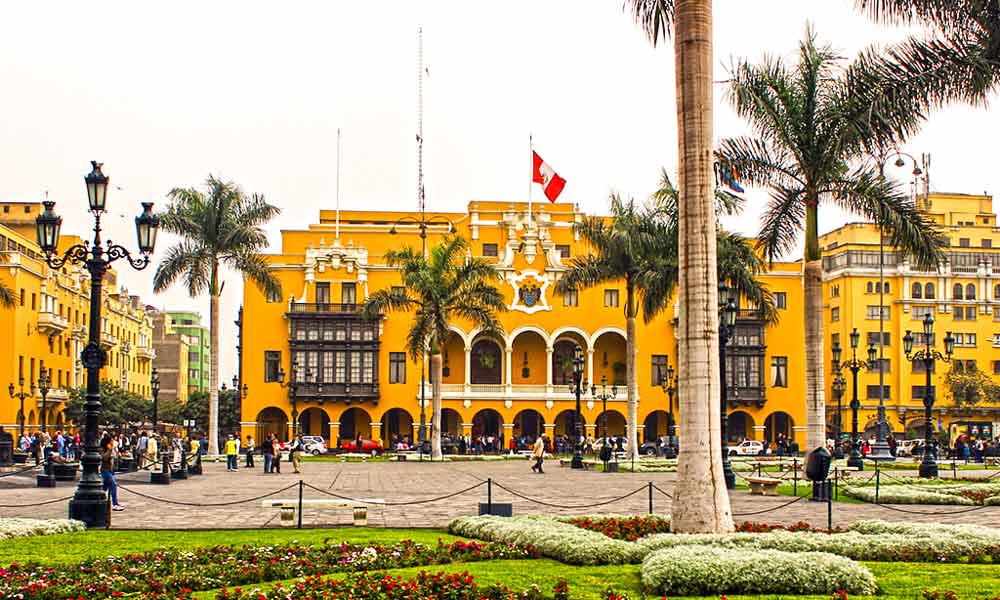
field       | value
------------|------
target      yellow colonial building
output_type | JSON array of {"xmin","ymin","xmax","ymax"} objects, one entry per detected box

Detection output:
[
  {"xmin": 1, "ymin": 201, "xmax": 155, "ymax": 433},
  {"xmin": 239, "ymin": 201, "xmax": 806, "ymax": 448},
  {"xmin": 823, "ymin": 192, "xmax": 1000, "ymax": 443}
]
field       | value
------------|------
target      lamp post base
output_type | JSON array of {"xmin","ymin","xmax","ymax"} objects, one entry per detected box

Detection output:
[
  {"xmin": 846, "ymin": 454, "xmax": 864, "ymax": 470},
  {"xmin": 868, "ymin": 441, "xmax": 894, "ymax": 461},
  {"xmin": 570, "ymin": 452, "xmax": 584, "ymax": 469},
  {"xmin": 69, "ymin": 496, "xmax": 109, "ymax": 529},
  {"xmin": 722, "ymin": 457, "xmax": 736, "ymax": 490},
  {"xmin": 919, "ymin": 460, "xmax": 938, "ymax": 479}
]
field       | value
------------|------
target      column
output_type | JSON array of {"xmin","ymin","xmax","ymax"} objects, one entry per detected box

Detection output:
[
  {"xmin": 544, "ymin": 423, "xmax": 555, "ymax": 439},
  {"xmin": 586, "ymin": 349, "xmax": 594, "ymax": 387},
  {"xmin": 752, "ymin": 425, "xmax": 766, "ymax": 442},
  {"xmin": 370, "ymin": 421, "xmax": 382, "ymax": 444},
  {"xmin": 502, "ymin": 423, "xmax": 514, "ymax": 451},
  {"xmin": 505, "ymin": 348, "xmax": 513, "ymax": 394},
  {"xmin": 462, "ymin": 422, "xmax": 473, "ymax": 439},
  {"xmin": 464, "ymin": 346, "xmax": 472, "ymax": 393},
  {"xmin": 545, "ymin": 346, "xmax": 553, "ymax": 394},
  {"xmin": 585, "ymin": 424, "xmax": 596, "ymax": 439},
  {"xmin": 329, "ymin": 421, "xmax": 340, "ymax": 445}
]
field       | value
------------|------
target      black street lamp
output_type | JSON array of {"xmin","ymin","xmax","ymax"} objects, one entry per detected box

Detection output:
[
  {"xmin": 718, "ymin": 285, "xmax": 737, "ymax": 490},
  {"xmin": 903, "ymin": 313, "xmax": 954, "ymax": 478},
  {"xmin": 832, "ymin": 328, "xmax": 876, "ymax": 470},
  {"xmin": 151, "ymin": 368, "xmax": 160, "ymax": 431},
  {"xmin": 659, "ymin": 364, "xmax": 677, "ymax": 458},
  {"xmin": 568, "ymin": 345, "xmax": 586, "ymax": 469},
  {"xmin": 389, "ymin": 214, "xmax": 454, "ymax": 451},
  {"xmin": 35, "ymin": 161, "xmax": 159, "ymax": 528},
  {"xmin": 831, "ymin": 373, "xmax": 846, "ymax": 459},
  {"xmin": 37, "ymin": 367, "xmax": 51, "ymax": 433},
  {"xmin": 590, "ymin": 376, "xmax": 617, "ymax": 465},
  {"xmin": 8, "ymin": 375, "xmax": 35, "ymax": 439},
  {"xmin": 276, "ymin": 361, "xmax": 309, "ymax": 439}
]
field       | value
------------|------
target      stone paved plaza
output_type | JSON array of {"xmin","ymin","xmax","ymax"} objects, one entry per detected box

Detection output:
[{"xmin": 2, "ymin": 458, "xmax": 999, "ymax": 529}]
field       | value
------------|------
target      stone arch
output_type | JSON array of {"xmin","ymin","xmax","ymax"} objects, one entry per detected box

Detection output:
[
  {"xmin": 439, "ymin": 407, "xmax": 461, "ymax": 437},
  {"xmin": 470, "ymin": 337, "xmax": 504, "ymax": 384},
  {"xmin": 597, "ymin": 409, "xmax": 626, "ymax": 438},
  {"xmin": 593, "ymin": 328, "xmax": 628, "ymax": 386},
  {"xmin": 509, "ymin": 327, "xmax": 549, "ymax": 385},
  {"xmin": 380, "ymin": 407, "xmax": 414, "ymax": 446},
  {"xmin": 256, "ymin": 407, "xmax": 288, "ymax": 443},
  {"xmin": 550, "ymin": 326, "xmax": 592, "ymax": 349},
  {"xmin": 512, "ymin": 408, "xmax": 544, "ymax": 443},
  {"xmin": 297, "ymin": 406, "xmax": 330, "ymax": 438},
  {"xmin": 727, "ymin": 410, "xmax": 756, "ymax": 442},
  {"xmin": 472, "ymin": 408, "xmax": 502, "ymax": 440},
  {"xmin": 643, "ymin": 410, "xmax": 671, "ymax": 442},
  {"xmin": 507, "ymin": 325, "xmax": 551, "ymax": 350},
  {"xmin": 764, "ymin": 411, "xmax": 794, "ymax": 445},
  {"xmin": 339, "ymin": 407, "xmax": 372, "ymax": 440},
  {"xmin": 554, "ymin": 409, "xmax": 582, "ymax": 438},
  {"xmin": 448, "ymin": 325, "xmax": 471, "ymax": 347}
]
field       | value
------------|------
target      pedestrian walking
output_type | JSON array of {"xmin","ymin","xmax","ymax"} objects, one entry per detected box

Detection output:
[
  {"xmin": 262, "ymin": 433, "xmax": 274, "ymax": 473},
  {"xmin": 290, "ymin": 435, "xmax": 304, "ymax": 474},
  {"xmin": 531, "ymin": 434, "xmax": 546, "ymax": 474},
  {"xmin": 225, "ymin": 434, "xmax": 239, "ymax": 471},
  {"xmin": 245, "ymin": 435, "xmax": 256, "ymax": 468},
  {"xmin": 100, "ymin": 434, "xmax": 124, "ymax": 511},
  {"xmin": 272, "ymin": 436, "xmax": 282, "ymax": 473}
]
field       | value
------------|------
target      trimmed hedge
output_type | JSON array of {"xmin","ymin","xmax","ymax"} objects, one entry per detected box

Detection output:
[{"xmin": 0, "ymin": 518, "xmax": 85, "ymax": 540}]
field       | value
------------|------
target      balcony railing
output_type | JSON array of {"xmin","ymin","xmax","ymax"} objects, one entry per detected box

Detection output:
[
  {"xmin": 100, "ymin": 331, "xmax": 117, "ymax": 349},
  {"xmin": 288, "ymin": 302, "xmax": 361, "ymax": 314},
  {"xmin": 43, "ymin": 389, "xmax": 70, "ymax": 403},
  {"xmin": 37, "ymin": 312, "xmax": 69, "ymax": 336},
  {"xmin": 135, "ymin": 345, "xmax": 156, "ymax": 360}
]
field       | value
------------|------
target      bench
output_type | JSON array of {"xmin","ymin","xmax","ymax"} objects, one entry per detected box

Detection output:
[
  {"xmin": 261, "ymin": 498, "xmax": 383, "ymax": 526},
  {"xmin": 558, "ymin": 458, "xmax": 596, "ymax": 470},
  {"xmin": 746, "ymin": 476, "xmax": 781, "ymax": 496}
]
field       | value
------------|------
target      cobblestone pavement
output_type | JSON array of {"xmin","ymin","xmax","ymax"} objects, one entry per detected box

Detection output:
[{"xmin": 2, "ymin": 459, "xmax": 999, "ymax": 529}]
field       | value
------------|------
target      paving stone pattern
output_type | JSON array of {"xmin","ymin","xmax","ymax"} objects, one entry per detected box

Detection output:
[{"xmin": 2, "ymin": 459, "xmax": 999, "ymax": 529}]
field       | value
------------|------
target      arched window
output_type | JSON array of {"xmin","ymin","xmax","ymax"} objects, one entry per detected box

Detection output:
[
  {"xmin": 994, "ymin": 284, "xmax": 1000, "ymax": 300},
  {"xmin": 867, "ymin": 282, "xmax": 874, "ymax": 294},
  {"xmin": 966, "ymin": 283, "xmax": 976, "ymax": 300},
  {"xmin": 954, "ymin": 284, "xmax": 964, "ymax": 300},
  {"xmin": 884, "ymin": 282, "xmax": 890, "ymax": 294},
  {"xmin": 925, "ymin": 283, "xmax": 935, "ymax": 299},
  {"xmin": 911, "ymin": 283, "xmax": 922, "ymax": 299}
]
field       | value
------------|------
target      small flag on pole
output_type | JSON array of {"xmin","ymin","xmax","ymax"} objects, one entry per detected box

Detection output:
[
  {"xmin": 715, "ymin": 162, "xmax": 745, "ymax": 193},
  {"xmin": 532, "ymin": 151, "xmax": 566, "ymax": 202}
]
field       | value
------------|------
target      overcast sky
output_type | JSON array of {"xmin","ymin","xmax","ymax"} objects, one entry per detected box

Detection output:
[{"xmin": 2, "ymin": 1, "xmax": 994, "ymax": 385}]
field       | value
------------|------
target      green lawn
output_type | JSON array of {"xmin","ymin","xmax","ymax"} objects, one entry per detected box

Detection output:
[{"xmin": 3, "ymin": 528, "xmax": 996, "ymax": 599}]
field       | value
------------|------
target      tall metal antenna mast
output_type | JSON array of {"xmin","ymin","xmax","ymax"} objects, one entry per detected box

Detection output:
[
  {"xmin": 335, "ymin": 127, "xmax": 341, "ymax": 244},
  {"xmin": 417, "ymin": 27, "xmax": 425, "ymax": 217}
]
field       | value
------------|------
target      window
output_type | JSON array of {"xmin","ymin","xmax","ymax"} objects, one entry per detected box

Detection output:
[
  {"xmin": 966, "ymin": 306, "xmax": 977, "ymax": 320},
  {"xmin": 866, "ymin": 385, "xmax": 891, "ymax": 400},
  {"xmin": 482, "ymin": 243, "xmax": 498, "ymax": 257},
  {"xmin": 995, "ymin": 284, "xmax": 1000, "ymax": 300},
  {"xmin": 966, "ymin": 283, "xmax": 976, "ymax": 300},
  {"xmin": 342, "ymin": 282, "xmax": 356, "ymax": 306},
  {"xmin": 954, "ymin": 332, "xmax": 977, "ymax": 347},
  {"xmin": 992, "ymin": 361, "xmax": 1000, "ymax": 375},
  {"xmin": 555, "ymin": 244, "xmax": 570, "ymax": 259},
  {"xmin": 315, "ymin": 282, "xmax": 330, "ymax": 305},
  {"xmin": 830, "ymin": 285, "xmax": 840, "ymax": 298},
  {"xmin": 912, "ymin": 305, "xmax": 934, "ymax": 320},
  {"xmin": 604, "ymin": 289, "xmax": 619, "ymax": 307},
  {"xmin": 774, "ymin": 292, "xmax": 787, "ymax": 309},
  {"xmin": 959, "ymin": 238, "xmax": 970, "ymax": 248},
  {"xmin": 867, "ymin": 332, "xmax": 890, "ymax": 347},
  {"xmin": 264, "ymin": 351, "xmax": 281, "ymax": 382},
  {"xmin": 19, "ymin": 289, "xmax": 24, "ymax": 306},
  {"xmin": 651, "ymin": 355, "xmax": 668, "ymax": 386},
  {"xmin": 953, "ymin": 359, "xmax": 977, "ymax": 373},
  {"xmin": 770, "ymin": 356, "xmax": 788, "ymax": 387},
  {"xmin": 866, "ymin": 305, "xmax": 890, "ymax": 320},
  {"xmin": 953, "ymin": 283, "xmax": 964, "ymax": 300},
  {"xmin": 562, "ymin": 288, "xmax": 578, "ymax": 307},
  {"xmin": 983, "ymin": 239, "xmax": 992, "ymax": 248},
  {"xmin": 912, "ymin": 385, "xmax": 936, "ymax": 400},
  {"xmin": 871, "ymin": 358, "xmax": 891, "ymax": 373},
  {"xmin": 925, "ymin": 283, "xmax": 935, "ymax": 299},
  {"xmin": 866, "ymin": 282, "xmax": 874, "ymax": 294},
  {"xmin": 831, "ymin": 333, "xmax": 840, "ymax": 349},
  {"xmin": 911, "ymin": 283, "xmax": 922, "ymax": 299},
  {"xmin": 389, "ymin": 352, "xmax": 406, "ymax": 383},
  {"xmin": 30, "ymin": 293, "xmax": 36, "ymax": 310},
  {"xmin": 831, "ymin": 307, "xmax": 840, "ymax": 322}
]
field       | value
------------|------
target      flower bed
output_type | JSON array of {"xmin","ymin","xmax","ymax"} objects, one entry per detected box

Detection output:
[
  {"xmin": 842, "ymin": 481, "xmax": 1000, "ymax": 505},
  {"xmin": 0, "ymin": 518, "xmax": 85, "ymax": 540},
  {"xmin": 0, "ymin": 539, "xmax": 537, "ymax": 599},
  {"xmin": 210, "ymin": 571, "xmax": 577, "ymax": 600},
  {"xmin": 641, "ymin": 546, "xmax": 877, "ymax": 596},
  {"xmin": 564, "ymin": 515, "xmax": 672, "ymax": 540}
]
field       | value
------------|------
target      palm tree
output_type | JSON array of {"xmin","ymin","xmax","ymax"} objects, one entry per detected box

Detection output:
[
  {"xmin": 854, "ymin": 1, "xmax": 1000, "ymax": 112},
  {"xmin": 362, "ymin": 236, "xmax": 506, "ymax": 461},
  {"xmin": 624, "ymin": 0, "xmax": 733, "ymax": 534},
  {"xmin": 0, "ymin": 280, "xmax": 15, "ymax": 308},
  {"xmin": 153, "ymin": 176, "xmax": 281, "ymax": 455},
  {"xmin": 717, "ymin": 28, "xmax": 945, "ymax": 457}
]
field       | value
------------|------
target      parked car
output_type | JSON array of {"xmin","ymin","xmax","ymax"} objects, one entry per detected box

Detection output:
[
  {"xmin": 591, "ymin": 437, "xmax": 628, "ymax": 455},
  {"xmin": 302, "ymin": 435, "xmax": 327, "ymax": 455},
  {"xmin": 639, "ymin": 436, "xmax": 677, "ymax": 458},
  {"xmin": 727, "ymin": 440, "xmax": 765, "ymax": 456},
  {"xmin": 340, "ymin": 437, "xmax": 384, "ymax": 456},
  {"xmin": 897, "ymin": 439, "xmax": 925, "ymax": 458}
]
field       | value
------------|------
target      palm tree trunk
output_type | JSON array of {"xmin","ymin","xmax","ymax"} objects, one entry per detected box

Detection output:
[
  {"xmin": 207, "ymin": 265, "xmax": 220, "ymax": 455},
  {"xmin": 672, "ymin": 0, "xmax": 734, "ymax": 534},
  {"xmin": 430, "ymin": 351, "xmax": 443, "ymax": 461},
  {"xmin": 803, "ymin": 199, "xmax": 825, "ymax": 455},
  {"xmin": 626, "ymin": 282, "xmax": 639, "ymax": 460}
]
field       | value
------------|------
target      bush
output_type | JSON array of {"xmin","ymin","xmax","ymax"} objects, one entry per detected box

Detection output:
[
  {"xmin": 0, "ymin": 518, "xmax": 84, "ymax": 540},
  {"xmin": 842, "ymin": 482, "xmax": 1000, "ymax": 505},
  {"xmin": 447, "ymin": 516, "xmax": 637, "ymax": 565},
  {"xmin": 563, "ymin": 516, "xmax": 672, "ymax": 540},
  {"xmin": 641, "ymin": 545, "xmax": 877, "ymax": 596}
]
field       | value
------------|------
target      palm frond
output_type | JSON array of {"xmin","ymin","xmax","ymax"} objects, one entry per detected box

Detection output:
[
  {"xmin": 756, "ymin": 186, "xmax": 806, "ymax": 264},
  {"xmin": 153, "ymin": 240, "xmax": 212, "ymax": 296},
  {"xmin": 0, "ymin": 279, "xmax": 16, "ymax": 308},
  {"xmin": 361, "ymin": 288, "xmax": 414, "ymax": 320},
  {"xmin": 624, "ymin": 0, "xmax": 674, "ymax": 47},
  {"xmin": 225, "ymin": 250, "xmax": 281, "ymax": 299},
  {"xmin": 855, "ymin": 0, "xmax": 978, "ymax": 29}
]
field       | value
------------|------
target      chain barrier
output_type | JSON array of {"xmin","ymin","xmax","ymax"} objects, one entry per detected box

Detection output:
[
  {"xmin": 0, "ymin": 463, "xmax": 41, "ymax": 478},
  {"xmin": 118, "ymin": 481, "xmax": 299, "ymax": 507},
  {"xmin": 0, "ymin": 494, "xmax": 75, "ymax": 508},
  {"xmin": 871, "ymin": 501, "xmax": 997, "ymax": 516},
  {"xmin": 731, "ymin": 494, "xmax": 805, "ymax": 517},
  {"xmin": 491, "ymin": 481, "xmax": 646, "ymax": 509},
  {"xmin": 651, "ymin": 483, "xmax": 673, "ymax": 499},
  {"xmin": 302, "ymin": 480, "xmax": 486, "ymax": 506}
]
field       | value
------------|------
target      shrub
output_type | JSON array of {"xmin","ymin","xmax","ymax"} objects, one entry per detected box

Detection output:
[
  {"xmin": 564, "ymin": 516, "xmax": 671, "ymax": 540},
  {"xmin": 0, "ymin": 518, "xmax": 85, "ymax": 540},
  {"xmin": 641, "ymin": 546, "xmax": 877, "ymax": 596},
  {"xmin": 842, "ymin": 482, "xmax": 1000, "ymax": 505}
]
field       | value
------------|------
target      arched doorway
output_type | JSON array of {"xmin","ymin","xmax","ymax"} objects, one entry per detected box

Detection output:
[
  {"xmin": 593, "ymin": 330, "xmax": 627, "ymax": 386},
  {"xmin": 554, "ymin": 409, "xmax": 583, "ymax": 438},
  {"xmin": 472, "ymin": 408, "xmax": 501, "ymax": 439},
  {"xmin": 764, "ymin": 411, "xmax": 794, "ymax": 445},
  {"xmin": 439, "ymin": 408, "xmax": 461, "ymax": 438},
  {"xmin": 470, "ymin": 339, "xmax": 503, "ymax": 384},
  {"xmin": 298, "ymin": 407, "xmax": 330, "ymax": 439},
  {"xmin": 256, "ymin": 407, "xmax": 288, "ymax": 443},
  {"xmin": 551, "ymin": 340, "xmax": 581, "ymax": 386},
  {"xmin": 340, "ymin": 407, "xmax": 372, "ymax": 440},
  {"xmin": 381, "ymin": 408, "xmax": 413, "ymax": 446},
  {"xmin": 513, "ymin": 409, "xmax": 543, "ymax": 443},
  {"xmin": 643, "ymin": 410, "xmax": 671, "ymax": 442},
  {"xmin": 597, "ymin": 410, "xmax": 626, "ymax": 438},
  {"xmin": 510, "ymin": 329, "xmax": 548, "ymax": 385},
  {"xmin": 727, "ymin": 410, "xmax": 755, "ymax": 442}
]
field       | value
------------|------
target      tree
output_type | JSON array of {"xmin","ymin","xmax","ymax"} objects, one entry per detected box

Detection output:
[
  {"xmin": 854, "ymin": 1, "xmax": 1000, "ymax": 114},
  {"xmin": 0, "ymin": 280, "xmax": 15, "ymax": 308},
  {"xmin": 153, "ymin": 176, "xmax": 281, "ymax": 454},
  {"xmin": 362, "ymin": 236, "xmax": 506, "ymax": 460},
  {"xmin": 944, "ymin": 364, "xmax": 1000, "ymax": 407},
  {"xmin": 716, "ymin": 27, "xmax": 945, "ymax": 457},
  {"xmin": 65, "ymin": 381, "xmax": 149, "ymax": 428},
  {"xmin": 178, "ymin": 390, "xmax": 242, "ymax": 436}
]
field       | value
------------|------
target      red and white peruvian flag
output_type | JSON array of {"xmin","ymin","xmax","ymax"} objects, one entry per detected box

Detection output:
[{"xmin": 532, "ymin": 151, "xmax": 566, "ymax": 202}]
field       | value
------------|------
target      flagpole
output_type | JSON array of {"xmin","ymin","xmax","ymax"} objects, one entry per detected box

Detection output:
[
  {"xmin": 528, "ymin": 133, "xmax": 533, "ymax": 222},
  {"xmin": 335, "ymin": 127, "xmax": 341, "ymax": 245}
]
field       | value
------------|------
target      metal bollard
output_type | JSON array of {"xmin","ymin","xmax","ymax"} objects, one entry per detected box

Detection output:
[
  {"xmin": 792, "ymin": 457, "xmax": 798, "ymax": 495},
  {"xmin": 875, "ymin": 460, "xmax": 880, "ymax": 504},
  {"xmin": 297, "ymin": 480, "xmax": 303, "ymax": 529},
  {"xmin": 487, "ymin": 477, "xmax": 493, "ymax": 515},
  {"xmin": 648, "ymin": 482, "xmax": 653, "ymax": 514},
  {"xmin": 827, "ymin": 488, "xmax": 833, "ymax": 532}
]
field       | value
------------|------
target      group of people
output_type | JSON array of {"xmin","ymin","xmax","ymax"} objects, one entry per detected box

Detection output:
[
  {"xmin": 952, "ymin": 435, "xmax": 999, "ymax": 462},
  {"xmin": 226, "ymin": 433, "xmax": 307, "ymax": 474},
  {"xmin": 16, "ymin": 430, "xmax": 80, "ymax": 464}
]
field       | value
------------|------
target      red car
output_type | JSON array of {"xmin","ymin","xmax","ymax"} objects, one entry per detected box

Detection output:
[{"xmin": 339, "ymin": 437, "xmax": 383, "ymax": 456}]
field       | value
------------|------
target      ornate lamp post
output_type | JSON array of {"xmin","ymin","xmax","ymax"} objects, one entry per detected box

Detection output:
[
  {"xmin": 833, "ymin": 328, "xmax": 876, "ymax": 470},
  {"xmin": 831, "ymin": 373, "xmax": 846, "ymax": 459},
  {"xmin": 150, "ymin": 368, "xmax": 160, "ymax": 430},
  {"xmin": 568, "ymin": 345, "xmax": 586, "ymax": 469},
  {"xmin": 35, "ymin": 161, "xmax": 159, "ymax": 528},
  {"xmin": 904, "ymin": 313, "xmax": 954, "ymax": 478},
  {"xmin": 718, "ymin": 285, "xmax": 737, "ymax": 490},
  {"xmin": 388, "ymin": 214, "xmax": 454, "ymax": 450},
  {"xmin": 659, "ymin": 364, "xmax": 677, "ymax": 458},
  {"xmin": 276, "ymin": 361, "xmax": 308, "ymax": 439},
  {"xmin": 37, "ymin": 367, "xmax": 51, "ymax": 433},
  {"xmin": 9, "ymin": 375, "xmax": 35, "ymax": 439},
  {"xmin": 590, "ymin": 376, "xmax": 617, "ymax": 464}
]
